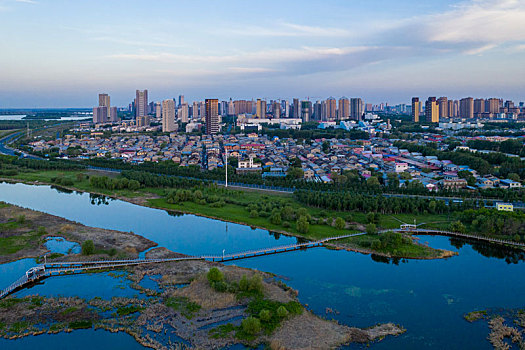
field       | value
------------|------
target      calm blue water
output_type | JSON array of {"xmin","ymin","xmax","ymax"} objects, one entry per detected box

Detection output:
[
  {"xmin": 0, "ymin": 329, "xmax": 144, "ymax": 349},
  {"xmin": 1, "ymin": 182, "xmax": 524, "ymax": 349}
]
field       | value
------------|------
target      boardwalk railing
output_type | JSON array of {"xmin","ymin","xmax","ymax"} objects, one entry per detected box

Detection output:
[
  {"xmin": 0, "ymin": 233, "xmax": 366, "ymax": 300},
  {"xmin": 397, "ymin": 228, "xmax": 525, "ymax": 247},
  {"xmin": 7, "ymin": 230, "xmax": 520, "ymax": 300}
]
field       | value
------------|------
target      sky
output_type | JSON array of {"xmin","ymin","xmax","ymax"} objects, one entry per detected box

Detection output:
[{"xmin": 0, "ymin": 0, "xmax": 524, "ymax": 107}]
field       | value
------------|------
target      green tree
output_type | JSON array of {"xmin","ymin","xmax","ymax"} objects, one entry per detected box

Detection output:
[
  {"xmin": 81, "ymin": 240, "xmax": 95, "ymax": 255},
  {"xmin": 334, "ymin": 217, "xmax": 345, "ymax": 230},
  {"xmin": 366, "ymin": 176, "xmax": 380, "ymax": 188},
  {"xmin": 450, "ymin": 221, "xmax": 466, "ymax": 234},
  {"xmin": 207, "ymin": 267, "xmax": 224, "ymax": 284},
  {"xmin": 259, "ymin": 309, "xmax": 271, "ymax": 322},
  {"xmin": 508, "ymin": 173, "xmax": 521, "ymax": 182},
  {"xmin": 241, "ymin": 316, "xmax": 261, "ymax": 335},
  {"xmin": 296, "ymin": 215, "xmax": 309, "ymax": 234},
  {"xmin": 322, "ymin": 141, "xmax": 330, "ymax": 153},
  {"xmin": 366, "ymin": 224, "xmax": 377, "ymax": 235},
  {"xmin": 287, "ymin": 167, "xmax": 304, "ymax": 179},
  {"xmin": 270, "ymin": 211, "xmax": 282, "ymax": 225}
]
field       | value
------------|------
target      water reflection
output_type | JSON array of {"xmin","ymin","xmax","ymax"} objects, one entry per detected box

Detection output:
[
  {"xmin": 50, "ymin": 185, "xmax": 74, "ymax": 194},
  {"xmin": 89, "ymin": 193, "xmax": 111, "ymax": 206}
]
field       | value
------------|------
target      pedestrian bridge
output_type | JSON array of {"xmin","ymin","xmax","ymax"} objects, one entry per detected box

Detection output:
[
  {"xmin": 396, "ymin": 228, "xmax": 525, "ymax": 247},
  {"xmin": 0, "ymin": 233, "xmax": 365, "ymax": 300}
]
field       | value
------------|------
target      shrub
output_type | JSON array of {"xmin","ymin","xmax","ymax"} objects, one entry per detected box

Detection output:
[
  {"xmin": 37, "ymin": 226, "xmax": 47, "ymax": 235},
  {"xmin": 282, "ymin": 221, "xmax": 290, "ymax": 228},
  {"xmin": 241, "ymin": 316, "xmax": 261, "ymax": 335},
  {"xmin": 249, "ymin": 210, "xmax": 259, "ymax": 218},
  {"xmin": 81, "ymin": 240, "xmax": 95, "ymax": 255},
  {"xmin": 259, "ymin": 309, "xmax": 271, "ymax": 322},
  {"xmin": 207, "ymin": 267, "xmax": 224, "ymax": 284},
  {"xmin": 277, "ymin": 305, "xmax": 289, "ymax": 318},
  {"xmin": 213, "ymin": 281, "xmax": 228, "ymax": 292},
  {"xmin": 16, "ymin": 215, "xmax": 26, "ymax": 224},
  {"xmin": 335, "ymin": 217, "xmax": 345, "ymax": 230},
  {"xmin": 239, "ymin": 275, "xmax": 249, "ymax": 291}
]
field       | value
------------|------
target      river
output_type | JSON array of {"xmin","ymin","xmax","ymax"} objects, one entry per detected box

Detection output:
[{"xmin": 1, "ymin": 182, "xmax": 524, "ymax": 349}]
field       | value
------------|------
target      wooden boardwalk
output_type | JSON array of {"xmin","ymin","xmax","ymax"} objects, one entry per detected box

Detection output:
[
  {"xmin": 0, "ymin": 233, "xmax": 365, "ymax": 300},
  {"xmin": 396, "ymin": 228, "xmax": 525, "ymax": 248}
]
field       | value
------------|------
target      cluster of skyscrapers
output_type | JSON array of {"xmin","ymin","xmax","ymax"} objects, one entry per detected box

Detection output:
[{"xmin": 412, "ymin": 96, "xmax": 520, "ymax": 123}]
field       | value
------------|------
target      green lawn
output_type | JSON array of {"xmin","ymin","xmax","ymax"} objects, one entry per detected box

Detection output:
[{"xmin": 149, "ymin": 197, "xmax": 350, "ymax": 240}]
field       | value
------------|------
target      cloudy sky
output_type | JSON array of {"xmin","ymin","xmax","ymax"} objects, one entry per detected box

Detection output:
[{"xmin": 1, "ymin": 0, "xmax": 524, "ymax": 107}]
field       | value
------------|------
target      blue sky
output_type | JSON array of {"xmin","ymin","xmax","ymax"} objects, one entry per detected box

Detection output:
[{"xmin": 0, "ymin": 0, "xmax": 524, "ymax": 107}]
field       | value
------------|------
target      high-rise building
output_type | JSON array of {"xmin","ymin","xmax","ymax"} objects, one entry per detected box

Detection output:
[
  {"xmin": 313, "ymin": 101, "xmax": 322, "ymax": 121},
  {"xmin": 282, "ymin": 100, "xmax": 290, "ymax": 118},
  {"xmin": 162, "ymin": 99, "xmax": 176, "ymax": 132},
  {"xmin": 474, "ymin": 99, "xmax": 485, "ymax": 117},
  {"xmin": 447, "ymin": 100, "xmax": 455, "ymax": 118},
  {"xmin": 178, "ymin": 103, "xmax": 189, "ymax": 123},
  {"xmin": 135, "ymin": 90, "xmax": 148, "ymax": 118},
  {"xmin": 191, "ymin": 101, "xmax": 198, "ymax": 118},
  {"xmin": 325, "ymin": 97, "xmax": 337, "ymax": 121},
  {"xmin": 205, "ymin": 99, "xmax": 219, "ymax": 135},
  {"xmin": 350, "ymin": 98, "xmax": 364, "ymax": 120},
  {"xmin": 460, "ymin": 97, "xmax": 474, "ymax": 118},
  {"xmin": 272, "ymin": 101, "xmax": 281, "ymax": 118},
  {"xmin": 198, "ymin": 101, "xmax": 206, "ymax": 119},
  {"xmin": 293, "ymin": 98, "xmax": 301, "ymax": 119},
  {"xmin": 486, "ymin": 98, "xmax": 501, "ymax": 114},
  {"xmin": 99, "ymin": 94, "xmax": 110, "ymax": 108},
  {"xmin": 338, "ymin": 97, "xmax": 350, "ymax": 120},
  {"xmin": 301, "ymin": 101, "xmax": 312, "ymax": 122},
  {"xmin": 155, "ymin": 102, "xmax": 162, "ymax": 119},
  {"xmin": 93, "ymin": 93, "xmax": 117, "ymax": 124},
  {"xmin": 178, "ymin": 95, "xmax": 184, "ymax": 106},
  {"xmin": 227, "ymin": 99, "xmax": 235, "ymax": 116},
  {"xmin": 437, "ymin": 97, "xmax": 448, "ymax": 118},
  {"xmin": 411, "ymin": 97, "xmax": 420, "ymax": 122},
  {"xmin": 256, "ymin": 99, "xmax": 266, "ymax": 118},
  {"xmin": 425, "ymin": 97, "xmax": 439, "ymax": 123}
]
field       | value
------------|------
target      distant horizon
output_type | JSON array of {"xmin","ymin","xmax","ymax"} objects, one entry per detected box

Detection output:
[{"xmin": 1, "ymin": 0, "xmax": 524, "ymax": 107}]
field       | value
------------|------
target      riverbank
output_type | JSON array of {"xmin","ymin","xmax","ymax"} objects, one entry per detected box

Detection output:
[{"xmin": 0, "ymin": 176, "xmax": 456, "ymax": 260}]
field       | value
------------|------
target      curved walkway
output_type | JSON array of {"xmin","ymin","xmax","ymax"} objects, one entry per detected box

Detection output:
[{"xmin": 0, "ymin": 233, "xmax": 365, "ymax": 300}]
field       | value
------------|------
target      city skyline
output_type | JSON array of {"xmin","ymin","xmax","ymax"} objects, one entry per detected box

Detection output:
[{"xmin": 1, "ymin": 0, "xmax": 524, "ymax": 107}]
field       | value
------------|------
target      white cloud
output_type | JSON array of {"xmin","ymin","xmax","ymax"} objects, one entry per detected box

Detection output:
[
  {"xmin": 15, "ymin": 0, "xmax": 37, "ymax": 4},
  {"xmin": 225, "ymin": 21, "xmax": 351, "ymax": 38},
  {"xmin": 428, "ymin": 0, "xmax": 525, "ymax": 44}
]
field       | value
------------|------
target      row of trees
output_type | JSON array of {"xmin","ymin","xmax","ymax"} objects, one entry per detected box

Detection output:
[
  {"xmin": 0, "ymin": 154, "xmax": 85, "ymax": 171},
  {"xmin": 89, "ymin": 175, "xmax": 141, "ymax": 191},
  {"xmin": 293, "ymin": 190, "xmax": 468, "ymax": 215}
]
